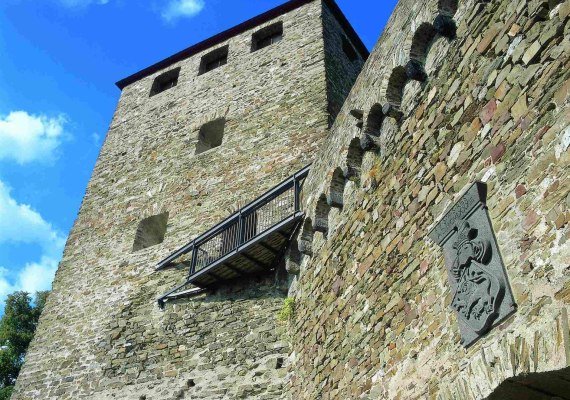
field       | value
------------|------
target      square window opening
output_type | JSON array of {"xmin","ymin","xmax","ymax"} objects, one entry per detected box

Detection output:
[
  {"xmin": 195, "ymin": 118, "xmax": 226, "ymax": 155},
  {"xmin": 252, "ymin": 22, "xmax": 283, "ymax": 52},
  {"xmin": 150, "ymin": 68, "xmax": 180, "ymax": 97},
  {"xmin": 199, "ymin": 46, "xmax": 229, "ymax": 75},
  {"xmin": 132, "ymin": 212, "xmax": 169, "ymax": 252},
  {"xmin": 342, "ymin": 36, "xmax": 358, "ymax": 62}
]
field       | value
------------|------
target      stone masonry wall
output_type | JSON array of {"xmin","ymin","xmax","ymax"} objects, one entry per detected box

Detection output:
[
  {"xmin": 290, "ymin": 0, "xmax": 569, "ymax": 398},
  {"xmin": 12, "ymin": 1, "xmax": 365, "ymax": 399},
  {"xmin": 322, "ymin": 2, "xmax": 367, "ymax": 125}
]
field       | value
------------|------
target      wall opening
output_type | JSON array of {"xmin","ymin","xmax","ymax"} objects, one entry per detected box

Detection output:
[
  {"xmin": 345, "ymin": 138, "xmax": 364, "ymax": 181},
  {"xmin": 328, "ymin": 167, "xmax": 346, "ymax": 208},
  {"xmin": 438, "ymin": 0, "xmax": 459, "ymax": 16},
  {"xmin": 386, "ymin": 66, "xmax": 409, "ymax": 109},
  {"xmin": 410, "ymin": 23, "xmax": 437, "ymax": 64},
  {"xmin": 252, "ymin": 22, "xmax": 283, "ymax": 51},
  {"xmin": 365, "ymin": 104, "xmax": 384, "ymax": 136},
  {"xmin": 313, "ymin": 195, "xmax": 330, "ymax": 234},
  {"xmin": 149, "ymin": 68, "xmax": 181, "ymax": 97},
  {"xmin": 195, "ymin": 118, "xmax": 226, "ymax": 154},
  {"xmin": 406, "ymin": 23, "xmax": 438, "ymax": 82},
  {"xmin": 342, "ymin": 36, "xmax": 358, "ymax": 62},
  {"xmin": 132, "ymin": 212, "xmax": 169, "ymax": 252},
  {"xmin": 199, "ymin": 46, "xmax": 229, "ymax": 75}
]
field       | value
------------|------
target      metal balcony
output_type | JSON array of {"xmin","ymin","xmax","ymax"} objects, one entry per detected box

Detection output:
[{"xmin": 157, "ymin": 165, "xmax": 310, "ymax": 308}]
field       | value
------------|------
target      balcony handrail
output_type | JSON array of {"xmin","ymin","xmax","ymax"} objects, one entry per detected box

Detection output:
[{"xmin": 156, "ymin": 164, "xmax": 310, "ymax": 270}]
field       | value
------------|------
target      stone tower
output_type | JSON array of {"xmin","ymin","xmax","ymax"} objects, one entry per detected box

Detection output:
[{"xmin": 12, "ymin": 1, "xmax": 367, "ymax": 399}]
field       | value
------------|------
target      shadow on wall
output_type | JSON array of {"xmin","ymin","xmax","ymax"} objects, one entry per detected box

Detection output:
[
  {"xmin": 486, "ymin": 367, "xmax": 570, "ymax": 400},
  {"xmin": 166, "ymin": 271, "xmax": 288, "ymax": 307}
]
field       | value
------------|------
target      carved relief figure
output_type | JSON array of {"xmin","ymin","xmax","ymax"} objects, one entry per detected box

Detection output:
[{"xmin": 450, "ymin": 220, "xmax": 505, "ymax": 335}]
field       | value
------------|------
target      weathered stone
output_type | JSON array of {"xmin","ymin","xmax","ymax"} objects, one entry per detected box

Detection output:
[
  {"xmin": 480, "ymin": 100, "xmax": 497, "ymax": 125},
  {"xmin": 511, "ymin": 94, "xmax": 528, "ymax": 120},
  {"xmin": 12, "ymin": 2, "xmax": 366, "ymax": 400},
  {"xmin": 522, "ymin": 40, "xmax": 543, "ymax": 65},
  {"xmin": 477, "ymin": 25, "xmax": 501, "ymax": 54},
  {"xmin": 13, "ymin": 0, "xmax": 570, "ymax": 399}
]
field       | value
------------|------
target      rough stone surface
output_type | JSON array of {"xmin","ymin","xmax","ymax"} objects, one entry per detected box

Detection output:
[
  {"xmin": 11, "ymin": 0, "xmax": 570, "ymax": 398},
  {"xmin": 290, "ymin": 0, "xmax": 570, "ymax": 398},
  {"xmin": 11, "ymin": 1, "xmax": 365, "ymax": 399}
]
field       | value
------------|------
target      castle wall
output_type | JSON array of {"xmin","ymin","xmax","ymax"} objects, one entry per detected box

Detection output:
[
  {"xmin": 322, "ymin": 2, "xmax": 367, "ymax": 125},
  {"xmin": 290, "ymin": 0, "xmax": 570, "ymax": 398},
  {"xmin": 12, "ymin": 2, "xmax": 365, "ymax": 399}
]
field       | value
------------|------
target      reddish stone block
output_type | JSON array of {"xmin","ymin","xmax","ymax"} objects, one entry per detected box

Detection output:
[
  {"xmin": 515, "ymin": 184, "xmax": 527, "ymax": 198},
  {"xmin": 490, "ymin": 143, "xmax": 506, "ymax": 163},
  {"xmin": 534, "ymin": 125, "xmax": 551, "ymax": 143},
  {"xmin": 523, "ymin": 210, "xmax": 540, "ymax": 231},
  {"xmin": 480, "ymin": 100, "xmax": 497, "ymax": 125},
  {"xmin": 420, "ymin": 260, "xmax": 429, "ymax": 276}
]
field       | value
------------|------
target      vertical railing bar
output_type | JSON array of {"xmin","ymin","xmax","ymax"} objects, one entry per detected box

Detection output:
[
  {"xmin": 294, "ymin": 176, "xmax": 300, "ymax": 213},
  {"xmin": 190, "ymin": 246, "xmax": 198, "ymax": 276},
  {"xmin": 238, "ymin": 209, "xmax": 244, "ymax": 250}
]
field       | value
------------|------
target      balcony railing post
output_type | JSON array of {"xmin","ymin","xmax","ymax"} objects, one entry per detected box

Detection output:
[
  {"xmin": 238, "ymin": 210, "xmax": 245, "ymax": 249},
  {"xmin": 294, "ymin": 177, "xmax": 300, "ymax": 213},
  {"xmin": 189, "ymin": 246, "xmax": 198, "ymax": 276}
]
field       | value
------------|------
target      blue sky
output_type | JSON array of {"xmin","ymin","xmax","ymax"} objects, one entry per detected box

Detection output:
[{"xmin": 0, "ymin": 0, "xmax": 397, "ymax": 309}]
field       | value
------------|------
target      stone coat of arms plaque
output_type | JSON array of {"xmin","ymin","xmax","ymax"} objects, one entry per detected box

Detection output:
[{"xmin": 428, "ymin": 182, "xmax": 516, "ymax": 347}]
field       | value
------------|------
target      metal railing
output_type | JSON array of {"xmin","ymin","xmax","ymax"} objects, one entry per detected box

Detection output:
[{"xmin": 156, "ymin": 165, "xmax": 310, "ymax": 274}]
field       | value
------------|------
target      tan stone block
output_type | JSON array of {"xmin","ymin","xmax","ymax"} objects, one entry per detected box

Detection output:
[
  {"xmin": 560, "ymin": 0, "xmax": 570, "ymax": 20},
  {"xmin": 553, "ymin": 78, "xmax": 570, "ymax": 108},
  {"xmin": 522, "ymin": 40, "xmax": 542, "ymax": 65},
  {"xmin": 555, "ymin": 281, "xmax": 570, "ymax": 302},
  {"xmin": 495, "ymin": 80, "xmax": 510, "ymax": 101},
  {"xmin": 433, "ymin": 162, "xmax": 447, "ymax": 183},
  {"xmin": 508, "ymin": 23, "xmax": 522, "ymax": 37},
  {"xmin": 477, "ymin": 25, "xmax": 501, "ymax": 54},
  {"xmin": 511, "ymin": 94, "xmax": 528, "ymax": 120}
]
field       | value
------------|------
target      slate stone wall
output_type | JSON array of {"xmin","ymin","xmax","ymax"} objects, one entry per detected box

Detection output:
[
  {"xmin": 12, "ymin": 0, "xmax": 569, "ymax": 398},
  {"xmin": 11, "ymin": 2, "xmax": 365, "ymax": 399},
  {"xmin": 289, "ymin": 0, "xmax": 569, "ymax": 398}
]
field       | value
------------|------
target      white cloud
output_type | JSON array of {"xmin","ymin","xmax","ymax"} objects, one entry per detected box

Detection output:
[
  {"xmin": 162, "ymin": 0, "xmax": 205, "ymax": 22},
  {"xmin": 0, "ymin": 111, "xmax": 67, "ymax": 164},
  {"xmin": 0, "ymin": 180, "xmax": 65, "ymax": 256},
  {"xmin": 0, "ymin": 258, "xmax": 59, "ymax": 301},
  {"xmin": 0, "ymin": 180, "xmax": 65, "ymax": 302},
  {"xmin": 56, "ymin": 0, "xmax": 110, "ymax": 8},
  {"xmin": 92, "ymin": 132, "xmax": 102, "ymax": 146}
]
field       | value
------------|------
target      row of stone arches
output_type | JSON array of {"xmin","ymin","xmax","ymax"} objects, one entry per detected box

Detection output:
[
  {"xmin": 292, "ymin": 0, "xmax": 465, "ymax": 264},
  {"xmin": 296, "ymin": 139, "xmax": 364, "ymax": 260},
  {"xmin": 287, "ymin": 1, "xmax": 570, "ymax": 399},
  {"xmin": 385, "ymin": 6, "xmax": 458, "ymax": 111}
]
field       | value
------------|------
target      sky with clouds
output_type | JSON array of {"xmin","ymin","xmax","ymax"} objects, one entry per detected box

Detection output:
[{"xmin": 0, "ymin": 0, "xmax": 397, "ymax": 313}]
